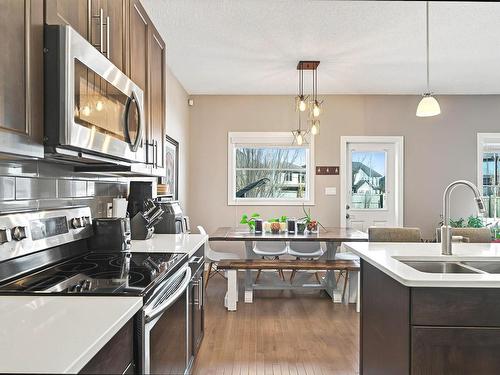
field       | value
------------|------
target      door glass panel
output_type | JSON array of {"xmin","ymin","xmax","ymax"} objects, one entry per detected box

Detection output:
[
  {"xmin": 351, "ymin": 151, "xmax": 386, "ymax": 209},
  {"xmin": 74, "ymin": 59, "xmax": 127, "ymax": 141}
]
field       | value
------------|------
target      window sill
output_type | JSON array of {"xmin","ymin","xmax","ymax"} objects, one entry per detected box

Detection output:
[{"xmin": 228, "ymin": 199, "xmax": 315, "ymax": 206}]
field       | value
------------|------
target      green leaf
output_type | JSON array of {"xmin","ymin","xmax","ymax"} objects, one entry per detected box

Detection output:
[{"xmin": 251, "ymin": 213, "xmax": 260, "ymax": 218}]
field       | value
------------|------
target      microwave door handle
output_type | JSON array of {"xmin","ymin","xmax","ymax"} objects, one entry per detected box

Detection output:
[
  {"xmin": 125, "ymin": 89, "xmax": 143, "ymax": 152},
  {"xmin": 144, "ymin": 267, "xmax": 191, "ymax": 323}
]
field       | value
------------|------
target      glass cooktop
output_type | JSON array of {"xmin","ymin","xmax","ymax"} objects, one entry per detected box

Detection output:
[{"xmin": 0, "ymin": 252, "xmax": 187, "ymax": 295}]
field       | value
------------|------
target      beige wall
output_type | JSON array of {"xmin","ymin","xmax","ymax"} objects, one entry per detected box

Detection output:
[
  {"xmin": 167, "ymin": 68, "xmax": 190, "ymax": 212},
  {"xmin": 189, "ymin": 94, "xmax": 500, "ymax": 245}
]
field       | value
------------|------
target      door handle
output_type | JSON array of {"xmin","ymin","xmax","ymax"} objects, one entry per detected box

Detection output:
[
  {"xmin": 346, "ymin": 204, "xmax": 350, "ymax": 210},
  {"xmin": 346, "ymin": 213, "xmax": 350, "ymax": 219}
]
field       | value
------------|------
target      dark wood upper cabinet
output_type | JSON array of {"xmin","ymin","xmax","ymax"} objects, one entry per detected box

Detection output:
[
  {"xmin": 127, "ymin": 0, "xmax": 167, "ymax": 176},
  {"xmin": 0, "ymin": 0, "xmax": 44, "ymax": 158},
  {"xmin": 45, "ymin": 0, "xmax": 126, "ymax": 70},
  {"xmin": 148, "ymin": 26, "xmax": 166, "ymax": 172},
  {"xmin": 45, "ymin": 0, "xmax": 89, "ymax": 38}
]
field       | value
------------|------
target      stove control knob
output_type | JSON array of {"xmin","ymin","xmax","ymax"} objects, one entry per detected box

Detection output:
[
  {"xmin": 11, "ymin": 226, "xmax": 27, "ymax": 241},
  {"xmin": 70, "ymin": 217, "xmax": 83, "ymax": 229},
  {"xmin": 0, "ymin": 228, "xmax": 12, "ymax": 244}
]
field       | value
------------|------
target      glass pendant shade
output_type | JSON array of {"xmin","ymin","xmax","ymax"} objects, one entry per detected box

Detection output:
[
  {"xmin": 310, "ymin": 120, "xmax": 320, "ymax": 135},
  {"xmin": 298, "ymin": 97, "xmax": 307, "ymax": 112},
  {"xmin": 296, "ymin": 132, "xmax": 304, "ymax": 145},
  {"xmin": 416, "ymin": 94, "xmax": 441, "ymax": 117},
  {"xmin": 312, "ymin": 101, "xmax": 321, "ymax": 117}
]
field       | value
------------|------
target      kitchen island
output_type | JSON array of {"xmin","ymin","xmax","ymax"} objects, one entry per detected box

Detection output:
[{"xmin": 344, "ymin": 242, "xmax": 500, "ymax": 375}]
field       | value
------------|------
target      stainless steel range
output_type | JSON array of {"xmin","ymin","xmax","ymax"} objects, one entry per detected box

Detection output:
[{"xmin": 0, "ymin": 207, "xmax": 191, "ymax": 375}]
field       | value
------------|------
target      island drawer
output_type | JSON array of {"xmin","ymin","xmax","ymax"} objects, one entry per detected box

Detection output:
[
  {"xmin": 411, "ymin": 288, "xmax": 500, "ymax": 326},
  {"xmin": 411, "ymin": 326, "xmax": 500, "ymax": 374}
]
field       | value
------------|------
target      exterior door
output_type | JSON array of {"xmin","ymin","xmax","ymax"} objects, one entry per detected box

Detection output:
[{"xmin": 341, "ymin": 137, "xmax": 403, "ymax": 231}]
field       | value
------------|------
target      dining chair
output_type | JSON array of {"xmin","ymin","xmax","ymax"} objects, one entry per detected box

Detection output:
[
  {"xmin": 368, "ymin": 227, "xmax": 422, "ymax": 242},
  {"xmin": 288, "ymin": 241, "xmax": 324, "ymax": 284},
  {"xmin": 197, "ymin": 226, "xmax": 239, "ymax": 289},
  {"xmin": 435, "ymin": 227, "xmax": 491, "ymax": 243},
  {"xmin": 253, "ymin": 241, "xmax": 288, "ymax": 282}
]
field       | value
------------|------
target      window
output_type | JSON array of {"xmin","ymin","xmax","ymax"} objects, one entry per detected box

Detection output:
[
  {"xmin": 350, "ymin": 151, "xmax": 387, "ymax": 209},
  {"xmin": 477, "ymin": 133, "xmax": 500, "ymax": 219},
  {"xmin": 228, "ymin": 132, "xmax": 314, "ymax": 205}
]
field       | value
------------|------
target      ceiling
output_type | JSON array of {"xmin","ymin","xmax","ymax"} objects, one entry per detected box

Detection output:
[{"xmin": 142, "ymin": 1, "xmax": 500, "ymax": 95}]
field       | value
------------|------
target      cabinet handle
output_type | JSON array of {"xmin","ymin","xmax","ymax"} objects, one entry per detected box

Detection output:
[
  {"xmin": 199, "ymin": 277, "xmax": 203, "ymax": 310},
  {"xmin": 106, "ymin": 16, "xmax": 110, "ymax": 59},
  {"xmin": 99, "ymin": 8, "xmax": 104, "ymax": 54},
  {"xmin": 87, "ymin": 0, "xmax": 92, "ymax": 41},
  {"xmin": 154, "ymin": 140, "xmax": 158, "ymax": 168},
  {"xmin": 145, "ymin": 141, "xmax": 154, "ymax": 165}
]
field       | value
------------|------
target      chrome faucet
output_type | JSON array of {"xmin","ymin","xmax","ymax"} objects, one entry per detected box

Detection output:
[{"xmin": 441, "ymin": 180, "xmax": 486, "ymax": 255}]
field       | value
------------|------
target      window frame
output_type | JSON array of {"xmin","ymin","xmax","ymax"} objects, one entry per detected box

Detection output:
[
  {"xmin": 477, "ymin": 133, "xmax": 500, "ymax": 220},
  {"xmin": 227, "ymin": 132, "xmax": 315, "ymax": 206}
]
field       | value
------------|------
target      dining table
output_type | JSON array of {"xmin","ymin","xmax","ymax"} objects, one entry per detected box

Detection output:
[{"xmin": 209, "ymin": 227, "xmax": 368, "ymax": 304}]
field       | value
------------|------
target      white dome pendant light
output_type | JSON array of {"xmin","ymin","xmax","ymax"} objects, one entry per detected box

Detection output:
[{"xmin": 416, "ymin": 1, "xmax": 441, "ymax": 117}]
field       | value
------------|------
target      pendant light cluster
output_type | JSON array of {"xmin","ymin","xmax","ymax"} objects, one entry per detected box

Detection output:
[
  {"xmin": 416, "ymin": 1, "xmax": 441, "ymax": 117},
  {"xmin": 293, "ymin": 61, "xmax": 322, "ymax": 145}
]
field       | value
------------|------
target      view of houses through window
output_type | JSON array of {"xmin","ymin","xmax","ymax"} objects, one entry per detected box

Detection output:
[
  {"xmin": 235, "ymin": 147, "xmax": 308, "ymax": 199},
  {"xmin": 482, "ymin": 152, "xmax": 500, "ymax": 218},
  {"xmin": 351, "ymin": 151, "xmax": 386, "ymax": 209}
]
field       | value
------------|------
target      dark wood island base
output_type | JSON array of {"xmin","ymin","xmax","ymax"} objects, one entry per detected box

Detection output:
[{"xmin": 361, "ymin": 260, "xmax": 500, "ymax": 375}]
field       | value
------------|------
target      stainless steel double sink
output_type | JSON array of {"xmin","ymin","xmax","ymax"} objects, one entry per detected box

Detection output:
[{"xmin": 400, "ymin": 260, "xmax": 500, "ymax": 274}]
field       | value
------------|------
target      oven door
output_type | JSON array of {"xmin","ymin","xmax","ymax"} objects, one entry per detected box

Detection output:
[
  {"xmin": 44, "ymin": 25, "xmax": 146, "ymax": 163},
  {"xmin": 140, "ymin": 264, "xmax": 191, "ymax": 375}
]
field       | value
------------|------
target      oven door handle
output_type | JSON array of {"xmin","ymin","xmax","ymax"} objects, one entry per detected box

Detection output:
[{"xmin": 144, "ymin": 266, "xmax": 191, "ymax": 323}]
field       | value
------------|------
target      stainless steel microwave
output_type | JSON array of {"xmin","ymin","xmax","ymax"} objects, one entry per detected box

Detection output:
[{"xmin": 44, "ymin": 25, "xmax": 146, "ymax": 165}]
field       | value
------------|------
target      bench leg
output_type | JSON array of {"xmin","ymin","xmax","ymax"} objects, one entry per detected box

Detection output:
[
  {"xmin": 224, "ymin": 270, "xmax": 238, "ymax": 311},
  {"xmin": 342, "ymin": 271, "xmax": 350, "ymax": 305}
]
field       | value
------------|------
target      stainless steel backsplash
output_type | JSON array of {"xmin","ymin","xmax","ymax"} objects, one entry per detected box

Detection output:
[{"xmin": 0, "ymin": 160, "xmax": 129, "ymax": 218}]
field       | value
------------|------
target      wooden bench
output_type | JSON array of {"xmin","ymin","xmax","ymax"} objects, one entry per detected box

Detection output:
[{"xmin": 218, "ymin": 259, "xmax": 360, "ymax": 311}]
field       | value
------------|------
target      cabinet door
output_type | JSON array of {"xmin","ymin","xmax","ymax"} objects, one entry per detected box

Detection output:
[
  {"xmin": 412, "ymin": 326, "xmax": 500, "ymax": 375},
  {"xmin": 45, "ymin": 0, "xmax": 89, "ymax": 38},
  {"xmin": 128, "ymin": 0, "xmax": 150, "ymax": 162},
  {"xmin": 89, "ymin": 0, "xmax": 125, "ymax": 70},
  {"xmin": 0, "ymin": 0, "xmax": 43, "ymax": 158},
  {"xmin": 103, "ymin": 0, "xmax": 125, "ymax": 71},
  {"xmin": 149, "ymin": 26, "xmax": 166, "ymax": 173}
]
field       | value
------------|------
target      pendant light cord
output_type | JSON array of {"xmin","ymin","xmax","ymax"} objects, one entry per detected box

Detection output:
[{"xmin": 426, "ymin": 1, "xmax": 430, "ymax": 93}]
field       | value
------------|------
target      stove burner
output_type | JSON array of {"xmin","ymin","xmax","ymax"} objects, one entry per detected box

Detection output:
[
  {"xmin": 83, "ymin": 253, "xmax": 117, "ymax": 261},
  {"xmin": 91, "ymin": 270, "xmax": 145, "ymax": 286},
  {"xmin": 54, "ymin": 262, "xmax": 98, "ymax": 273}
]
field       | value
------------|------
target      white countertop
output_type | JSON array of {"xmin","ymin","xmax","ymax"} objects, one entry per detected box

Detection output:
[
  {"xmin": 0, "ymin": 295, "xmax": 142, "ymax": 374},
  {"xmin": 130, "ymin": 233, "xmax": 208, "ymax": 257},
  {"xmin": 344, "ymin": 241, "xmax": 500, "ymax": 287}
]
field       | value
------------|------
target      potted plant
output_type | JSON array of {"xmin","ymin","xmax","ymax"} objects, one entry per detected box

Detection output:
[
  {"xmin": 299, "ymin": 205, "xmax": 325, "ymax": 234},
  {"xmin": 240, "ymin": 213, "xmax": 260, "ymax": 232},
  {"xmin": 266, "ymin": 215, "xmax": 288, "ymax": 233}
]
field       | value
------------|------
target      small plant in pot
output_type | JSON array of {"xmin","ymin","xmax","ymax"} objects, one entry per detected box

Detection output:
[
  {"xmin": 267, "ymin": 216, "xmax": 288, "ymax": 233},
  {"xmin": 299, "ymin": 205, "xmax": 325, "ymax": 234},
  {"xmin": 240, "ymin": 213, "xmax": 260, "ymax": 232}
]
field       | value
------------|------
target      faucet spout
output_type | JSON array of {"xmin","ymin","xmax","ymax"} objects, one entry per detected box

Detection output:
[{"xmin": 441, "ymin": 180, "xmax": 486, "ymax": 255}]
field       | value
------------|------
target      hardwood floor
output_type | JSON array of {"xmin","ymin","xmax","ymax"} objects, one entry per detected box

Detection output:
[{"xmin": 193, "ymin": 272, "xmax": 360, "ymax": 375}]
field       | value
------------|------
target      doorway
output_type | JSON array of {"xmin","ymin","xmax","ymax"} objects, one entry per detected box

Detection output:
[{"xmin": 340, "ymin": 136, "xmax": 404, "ymax": 231}]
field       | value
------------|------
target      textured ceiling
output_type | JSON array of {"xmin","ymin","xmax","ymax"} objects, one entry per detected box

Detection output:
[{"xmin": 142, "ymin": 0, "xmax": 500, "ymax": 95}]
